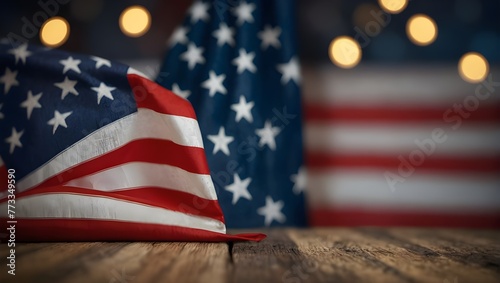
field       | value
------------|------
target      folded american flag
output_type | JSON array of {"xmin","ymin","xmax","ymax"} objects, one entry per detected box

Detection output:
[
  {"xmin": 0, "ymin": 41, "xmax": 264, "ymax": 242},
  {"xmin": 157, "ymin": 0, "xmax": 306, "ymax": 227}
]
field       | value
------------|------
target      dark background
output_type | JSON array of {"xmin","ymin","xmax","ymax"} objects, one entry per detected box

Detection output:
[{"xmin": 1, "ymin": 0, "xmax": 499, "ymax": 65}]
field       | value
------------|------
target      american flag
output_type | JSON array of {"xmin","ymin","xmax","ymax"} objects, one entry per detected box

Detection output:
[
  {"xmin": 304, "ymin": 65, "xmax": 500, "ymax": 228},
  {"xmin": 157, "ymin": 0, "xmax": 306, "ymax": 227},
  {"xmin": 0, "ymin": 41, "xmax": 264, "ymax": 242}
]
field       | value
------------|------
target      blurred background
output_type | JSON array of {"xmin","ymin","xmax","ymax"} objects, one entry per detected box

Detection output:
[{"xmin": 1, "ymin": 0, "xmax": 499, "ymax": 227}]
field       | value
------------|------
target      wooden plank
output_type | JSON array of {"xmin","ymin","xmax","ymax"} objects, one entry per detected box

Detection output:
[
  {"xmin": 230, "ymin": 229, "xmax": 312, "ymax": 283},
  {"xmin": 1, "ymin": 228, "xmax": 499, "ymax": 283},
  {"xmin": 0, "ymin": 242, "xmax": 230, "ymax": 283}
]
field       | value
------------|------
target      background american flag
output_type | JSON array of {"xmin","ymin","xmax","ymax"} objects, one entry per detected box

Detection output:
[{"xmin": 157, "ymin": 0, "xmax": 307, "ymax": 228}]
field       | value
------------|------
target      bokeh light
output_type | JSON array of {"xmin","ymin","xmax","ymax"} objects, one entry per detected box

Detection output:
[
  {"xmin": 329, "ymin": 36, "xmax": 362, "ymax": 69},
  {"xmin": 458, "ymin": 52, "xmax": 489, "ymax": 83},
  {"xmin": 378, "ymin": 0, "xmax": 408, "ymax": 14},
  {"xmin": 406, "ymin": 14, "xmax": 438, "ymax": 46},
  {"xmin": 40, "ymin": 17, "xmax": 70, "ymax": 47},
  {"xmin": 119, "ymin": 6, "xmax": 151, "ymax": 37}
]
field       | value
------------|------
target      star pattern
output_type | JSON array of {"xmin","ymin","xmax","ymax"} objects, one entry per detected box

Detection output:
[
  {"xmin": 0, "ymin": 68, "xmax": 19, "ymax": 94},
  {"xmin": 207, "ymin": 126, "xmax": 234, "ymax": 156},
  {"xmin": 91, "ymin": 56, "xmax": 111, "ymax": 69},
  {"xmin": 232, "ymin": 1, "xmax": 256, "ymax": 25},
  {"xmin": 91, "ymin": 82, "xmax": 116, "ymax": 104},
  {"xmin": 181, "ymin": 43, "xmax": 205, "ymax": 70},
  {"xmin": 8, "ymin": 44, "xmax": 32, "ymax": 64},
  {"xmin": 189, "ymin": 1, "xmax": 210, "ymax": 23},
  {"xmin": 47, "ymin": 110, "xmax": 72, "ymax": 134},
  {"xmin": 5, "ymin": 127, "xmax": 24, "ymax": 154},
  {"xmin": 201, "ymin": 71, "xmax": 227, "ymax": 97},
  {"xmin": 232, "ymin": 49, "xmax": 257, "ymax": 74},
  {"xmin": 277, "ymin": 57, "xmax": 301, "ymax": 85},
  {"xmin": 0, "ymin": 41, "xmax": 140, "ymax": 205},
  {"xmin": 257, "ymin": 196, "xmax": 286, "ymax": 226},
  {"xmin": 54, "ymin": 77, "xmax": 79, "ymax": 100},
  {"xmin": 172, "ymin": 83, "xmax": 191, "ymax": 99},
  {"xmin": 60, "ymin": 56, "xmax": 82, "ymax": 74},
  {"xmin": 213, "ymin": 23, "xmax": 235, "ymax": 46},
  {"xmin": 258, "ymin": 25, "xmax": 281, "ymax": 50},
  {"xmin": 20, "ymin": 90, "xmax": 43, "ymax": 119},
  {"xmin": 255, "ymin": 120, "xmax": 281, "ymax": 150},
  {"xmin": 230, "ymin": 95, "xmax": 254, "ymax": 122},
  {"xmin": 225, "ymin": 174, "xmax": 253, "ymax": 204},
  {"xmin": 290, "ymin": 166, "xmax": 307, "ymax": 195},
  {"xmin": 159, "ymin": 0, "xmax": 305, "ymax": 227},
  {"xmin": 169, "ymin": 26, "xmax": 190, "ymax": 47}
]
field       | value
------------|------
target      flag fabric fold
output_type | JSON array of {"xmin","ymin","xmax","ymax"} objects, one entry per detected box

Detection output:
[
  {"xmin": 157, "ymin": 0, "xmax": 306, "ymax": 228},
  {"xmin": 0, "ymin": 41, "xmax": 264, "ymax": 242}
]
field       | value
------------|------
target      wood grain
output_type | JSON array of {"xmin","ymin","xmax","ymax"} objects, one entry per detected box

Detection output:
[{"xmin": 0, "ymin": 228, "xmax": 498, "ymax": 283}]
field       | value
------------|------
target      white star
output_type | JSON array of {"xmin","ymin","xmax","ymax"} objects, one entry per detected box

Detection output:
[
  {"xmin": 172, "ymin": 83, "xmax": 191, "ymax": 99},
  {"xmin": 207, "ymin": 126, "xmax": 234, "ymax": 156},
  {"xmin": 168, "ymin": 26, "xmax": 190, "ymax": 47},
  {"xmin": 258, "ymin": 25, "xmax": 281, "ymax": 50},
  {"xmin": 232, "ymin": 49, "xmax": 256, "ymax": 74},
  {"xmin": 189, "ymin": 1, "xmax": 210, "ymax": 23},
  {"xmin": 232, "ymin": 1, "xmax": 256, "ymax": 25},
  {"xmin": 291, "ymin": 166, "xmax": 307, "ymax": 195},
  {"xmin": 277, "ymin": 57, "xmax": 301, "ymax": 85},
  {"xmin": 225, "ymin": 174, "xmax": 252, "ymax": 204},
  {"xmin": 8, "ymin": 44, "xmax": 31, "ymax": 64},
  {"xmin": 59, "ymin": 56, "xmax": 82, "ymax": 74},
  {"xmin": 181, "ymin": 43, "xmax": 205, "ymax": 70},
  {"xmin": 257, "ymin": 196, "xmax": 286, "ymax": 226},
  {"xmin": 47, "ymin": 110, "xmax": 72, "ymax": 134},
  {"xmin": 212, "ymin": 23, "xmax": 235, "ymax": 46},
  {"xmin": 230, "ymin": 95, "xmax": 254, "ymax": 122},
  {"xmin": 91, "ymin": 82, "xmax": 116, "ymax": 104},
  {"xmin": 0, "ymin": 104, "xmax": 4, "ymax": 120},
  {"xmin": 54, "ymin": 77, "xmax": 78, "ymax": 100},
  {"xmin": 91, "ymin": 56, "xmax": 111, "ymax": 69},
  {"xmin": 20, "ymin": 90, "xmax": 42, "ymax": 119},
  {"xmin": 201, "ymin": 71, "xmax": 227, "ymax": 97},
  {"xmin": 255, "ymin": 120, "xmax": 281, "ymax": 150},
  {"xmin": 5, "ymin": 127, "xmax": 24, "ymax": 154},
  {"xmin": 0, "ymin": 68, "xmax": 19, "ymax": 94}
]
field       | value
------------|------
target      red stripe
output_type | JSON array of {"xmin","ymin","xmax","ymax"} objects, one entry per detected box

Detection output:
[
  {"xmin": 306, "ymin": 152, "xmax": 500, "ymax": 173},
  {"xmin": 36, "ymin": 138, "xmax": 210, "ymax": 189},
  {"xmin": 0, "ymin": 218, "xmax": 266, "ymax": 242},
  {"xmin": 304, "ymin": 104, "xmax": 500, "ymax": 123},
  {"xmin": 4, "ymin": 186, "xmax": 224, "ymax": 222},
  {"xmin": 128, "ymin": 74, "xmax": 197, "ymax": 119},
  {"xmin": 309, "ymin": 208, "xmax": 500, "ymax": 228}
]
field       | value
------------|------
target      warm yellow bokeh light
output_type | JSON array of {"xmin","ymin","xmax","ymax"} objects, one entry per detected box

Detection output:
[
  {"xmin": 119, "ymin": 6, "xmax": 151, "ymax": 37},
  {"xmin": 329, "ymin": 36, "xmax": 362, "ymax": 69},
  {"xmin": 40, "ymin": 17, "xmax": 70, "ymax": 47},
  {"xmin": 406, "ymin": 14, "xmax": 438, "ymax": 46},
  {"xmin": 378, "ymin": 0, "xmax": 408, "ymax": 14},
  {"xmin": 458, "ymin": 52, "xmax": 489, "ymax": 83}
]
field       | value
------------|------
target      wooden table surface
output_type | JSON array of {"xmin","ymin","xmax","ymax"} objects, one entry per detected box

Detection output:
[{"xmin": 1, "ymin": 228, "xmax": 499, "ymax": 283}]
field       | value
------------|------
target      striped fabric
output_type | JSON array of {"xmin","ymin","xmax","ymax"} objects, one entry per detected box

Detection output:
[
  {"xmin": 304, "ymin": 65, "xmax": 500, "ymax": 228},
  {"xmin": 0, "ymin": 43, "xmax": 263, "ymax": 241}
]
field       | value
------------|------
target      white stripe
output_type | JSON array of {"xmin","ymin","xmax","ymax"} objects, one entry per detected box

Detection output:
[
  {"xmin": 305, "ymin": 122, "xmax": 500, "ymax": 156},
  {"xmin": 18, "ymin": 108, "xmax": 204, "ymax": 191},
  {"xmin": 303, "ymin": 66, "xmax": 500, "ymax": 106},
  {"xmin": 64, "ymin": 162, "xmax": 217, "ymax": 200},
  {"xmin": 0, "ymin": 193, "xmax": 226, "ymax": 233},
  {"xmin": 308, "ymin": 168, "xmax": 500, "ymax": 212},
  {"xmin": 127, "ymin": 67, "xmax": 151, "ymax": 80}
]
